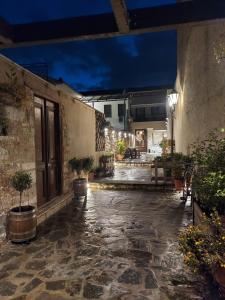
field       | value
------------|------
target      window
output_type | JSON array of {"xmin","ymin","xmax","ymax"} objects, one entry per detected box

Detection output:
[
  {"xmin": 118, "ymin": 104, "xmax": 125, "ymax": 116},
  {"xmin": 151, "ymin": 106, "xmax": 160, "ymax": 115},
  {"xmin": 104, "ymin": 104, "xmax": 112, "ymax": 118},
  {"xmin": 118, "ymin": 104, "xmax": 125, "ymax": 123}
]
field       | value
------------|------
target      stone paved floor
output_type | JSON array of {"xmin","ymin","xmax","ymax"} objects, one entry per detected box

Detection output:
[
  {"xmin": 98, "ymin": 167, "xmax": 152, "ymax": 183},
  {"xmin": 0, "ymin": 190, "xmax": 218, "ymax": 300}
]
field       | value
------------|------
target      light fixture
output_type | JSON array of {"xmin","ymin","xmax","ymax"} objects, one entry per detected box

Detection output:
[
  {"xmin": 167, "ymin": 89, "xmax": 179, "ymax": 156},
  {"xmin": 168, "ymin": 90, "xmax": 179, "ymax": 109}
]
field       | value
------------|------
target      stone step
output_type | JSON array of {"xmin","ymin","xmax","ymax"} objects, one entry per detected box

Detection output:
[{"xmin": 89, "ymin": 181, "xmax": 174, "ymax": 191}]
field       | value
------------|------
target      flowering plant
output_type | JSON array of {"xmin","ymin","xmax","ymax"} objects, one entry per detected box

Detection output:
[{"xmin": 179, "ymin": 211, "xmax": 225, "ymax": 274}]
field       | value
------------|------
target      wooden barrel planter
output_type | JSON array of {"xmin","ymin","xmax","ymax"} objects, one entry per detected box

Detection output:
[
  {"xmin": 7, "ymin": 205, "xmax": 37, "ymax": 243},
  {"xmin": 73, "ymin": 178, "xmax": 87, "ymax": 199}
]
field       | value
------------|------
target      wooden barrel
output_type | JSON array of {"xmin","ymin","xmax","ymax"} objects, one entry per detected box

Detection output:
[
  {"xmin": 73, "ymin": 178, "xmax": 87, "ymax": 199},
  {"xmin": 7, "ymin": 205, "xmax": 37, "ymax": 242}
]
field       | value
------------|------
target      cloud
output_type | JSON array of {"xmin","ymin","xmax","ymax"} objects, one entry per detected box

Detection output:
[{"xmin": 1, "ymin": 30, "xmax": 177, "ymax": 92}]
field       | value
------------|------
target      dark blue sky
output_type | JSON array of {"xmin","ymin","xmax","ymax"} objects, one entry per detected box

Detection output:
[{"xmin": 0, "ymin": 0, "xmax": 177, "ymax": 92}]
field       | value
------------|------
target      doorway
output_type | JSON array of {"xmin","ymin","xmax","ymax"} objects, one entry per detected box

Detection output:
[{"xmin": 34, "ymin": 96, "xmax": 61, "ymax": 207}]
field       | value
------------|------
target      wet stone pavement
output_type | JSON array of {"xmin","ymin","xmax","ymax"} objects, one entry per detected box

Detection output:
[
  {"xmin": 0, "ymin": 190, "xmax": 217, "ymax": 299},
  {"xmin": 96, "ymin": 167, "xmax": 152, "ymax": 183}
]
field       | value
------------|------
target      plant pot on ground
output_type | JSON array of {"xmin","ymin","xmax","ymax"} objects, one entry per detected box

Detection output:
[
  {"xmin": 94, "ymin": 167, "xmax": 105, "ymax": 178},
  {"xmin": 69, "ymin": 157, "xmax": 87, "ymax": 199},
  {"xmin": 179, "ymin": 211, "xmax": 225, "ymax": 297},
  {"xmin": 7, "ymin": 170, "xmax": 36, "ymax": 243},
  {"xmin": 116, "ymin": 140, "xmax": 126, "ymax": 161},
  {"xmin": 172, "ymin": 164, "xmax": 184, "ymax": 191}
]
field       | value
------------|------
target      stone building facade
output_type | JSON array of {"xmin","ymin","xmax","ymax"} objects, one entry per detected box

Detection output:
[
  {"xmin": 0, "ymin": 55, "xmax": 104, "ymax": 237},
  {"xmin": 174, "ymin": 19, "xmax": 225, "ymax": 153}
]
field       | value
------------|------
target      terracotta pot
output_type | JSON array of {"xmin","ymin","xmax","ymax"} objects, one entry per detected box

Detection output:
[
  {"xmin": 214, "ymin": 266, "xmax": 225, "ymax": 298},
  {"xmin": 88, "ymin": 172, "xmax": 94, "ymax": 181},
  {"xmin": 174, "ymin": 179, "xmax": 184, "ymax": 191},
  {"xmin": 7, "ymin": 205, "xmax": 37, "ymax": 243},
  {"xmin": 116, "ymin": 154, "xmax": 124, "ymax": 161},
  {"xmin": 73, "ymin": 178, "xmax": 87, "ymax": 199}
]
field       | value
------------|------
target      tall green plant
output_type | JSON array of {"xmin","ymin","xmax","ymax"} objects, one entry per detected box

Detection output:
[
  {"xmin": 191, "ymin": 130, "xmax": 225, "ymax": 215},
  {"xmin": 116, "ymin": 140, "xmax": 126, "ymax": 155},
  {"xmin": 11, "ymin": 171, "xmax": 32, "ymax": 211}
]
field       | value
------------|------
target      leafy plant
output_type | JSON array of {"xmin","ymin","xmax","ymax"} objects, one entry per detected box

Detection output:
[
  {"xmin": 191, "ymin": 130, "xmax": 225, "ymax": 172},
  {"xmin": 68, "ymin": 158, "xmax": 83, "ymax": 178},
  {"xmin": 10, "ymin": 171, "xmax": 32, "ymax": 211},
  {"xmin": 179, "ymin": 211, "xmax": 225, "ymax": 274},
  {"xmin": 82, "ymin": 157, "xmax": 94, "ymax": 174},
  {"xmin": 116, "ymin": 140, "xmax": 126, "ymax": 155},
  {"xmin": 172, "ymin": 164, "xmax": 184, "ymax": 180},
  {"xmin": 193, "ymin": 172, "xmax": 225, "ymax": 215},
  {"xmin": 191, "ymin": 130, "xmax": 225, "ymax": 215}
]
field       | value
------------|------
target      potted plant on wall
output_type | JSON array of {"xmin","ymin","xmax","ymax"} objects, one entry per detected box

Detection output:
[
  {"xmin": 69, "ymin": 158, "xmax": 87, "ymax": 199},
  {"xmin": 116, "ymin": 140, "xmax": 126, "ymax": 161},
  {"xmin": 179, "ymin": 211, "xmax": 225, "ymax": 298},
  {"xmin": 172, "ymin": 164, "xmax": 184, "ymax": 191},
  {"xmin": 7, "ymin": 170, "xmax": 36, "ymax": 242},
  {"xmin": 83, "ymin": 156, "xmax": 94, "ymax": 181}
]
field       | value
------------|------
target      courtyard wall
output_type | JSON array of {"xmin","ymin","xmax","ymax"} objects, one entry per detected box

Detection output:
[
  {"xmin": 0, "ymin": 55, "xmax": 102, "ymax": 237},
  {"xmin": 175, "ymin": 20, "xmax": 225, "ymax": 153}
]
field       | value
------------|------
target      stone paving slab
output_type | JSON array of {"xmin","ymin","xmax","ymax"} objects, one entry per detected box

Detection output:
[{"xmin": 0, "ymin": 190, "xmax": 219, "ymax": 299}]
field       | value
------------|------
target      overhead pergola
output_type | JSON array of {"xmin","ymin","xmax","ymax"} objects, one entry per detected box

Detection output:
[
  {"xmin": 1, "ymin": 0, "xmax": 225, "ymax": 48},
  {"xmin": 81, "ymin": 86, "xmax": 171, "ymax": 103}
]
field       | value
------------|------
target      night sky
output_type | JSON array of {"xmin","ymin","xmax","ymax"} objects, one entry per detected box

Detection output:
[{"xmin": 0, "ymin": 0, "xmax": 177, "ymax": 92}]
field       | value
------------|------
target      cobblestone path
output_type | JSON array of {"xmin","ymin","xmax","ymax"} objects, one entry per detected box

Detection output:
[{"xmin": 0, "ymin": 190, "xmax": 217, "ymax": 299}]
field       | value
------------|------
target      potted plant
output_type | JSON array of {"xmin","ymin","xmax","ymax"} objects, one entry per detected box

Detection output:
[
  {"xmin": 7, "ymin": 170, "xmax": 36, "ymax": 242},
  {"xmin": 179, "ymin": 211, "xmax": 225, "ymax": 298},
  {"xmin": 116, "ymin": 140, "xmax": 126, "ymax": 161},
  {"xmin": 69, "ymin": 158, "xmax": 87, "ymax": 199},
  {"xmin": 191, "ymin": 130, "xmax": 225, "ymax": 219},
  {"xmin": 172, "ymin": 164, "xmax": 184, "ymax": 191},
  {"xmin": 83, "ymin": 156, "xmax": 94, "ymax": 181},
  {"xmin": 94, "ymin": 166, "xmax": 105, "ymax": 178}
]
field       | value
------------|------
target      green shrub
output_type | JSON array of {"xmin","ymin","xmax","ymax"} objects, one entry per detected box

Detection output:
[
  {"xmin": 116, "ymin": 140, "xmax": 126, "ymax": 155},
  {"xmin": 179, "ymin": 211, "xmax": 225, "ymax": 274},
  {"xmin": 83, "ymin": 157, "xmax": 94, "ymax": 174},
  {"xmin": 68, "ymin": 158, "xmax": 83, "ymax": 177},
  {"xmin": 11, "ymin": 170, "xmax": 32, "ymax": 209},
  {"xmin": 191, "ymin": 130, "xmax": 225, "ymax": 215}
]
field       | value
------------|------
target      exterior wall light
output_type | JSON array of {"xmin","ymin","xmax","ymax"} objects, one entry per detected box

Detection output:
[
  {"xmin": 167, "ymin": 90, "xmax": 179, "ymax": 156},
  {"xmin": 168, "ymin": 90, "xmax": 179, "ymax": 110}
]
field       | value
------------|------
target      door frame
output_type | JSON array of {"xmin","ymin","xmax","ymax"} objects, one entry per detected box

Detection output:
[{"xmin": 34, "ymin": 95, "xmax": 62, "ymax": 207}]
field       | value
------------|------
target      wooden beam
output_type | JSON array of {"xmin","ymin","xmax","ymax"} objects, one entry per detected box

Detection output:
[
  {"xmin": 0, "ymin": 1, "xmax": 225, "ymax": 48},
  {"xmin": 111, "ymin": 0, "xmax": 129, "ymax": 33}
]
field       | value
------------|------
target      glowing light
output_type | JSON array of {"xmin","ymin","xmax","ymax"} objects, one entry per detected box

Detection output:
[{"xmin": 168, "ymin": 90, "xmax": 179, "ymax": 108}]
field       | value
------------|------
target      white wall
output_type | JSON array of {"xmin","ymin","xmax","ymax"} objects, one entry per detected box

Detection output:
[
  {"xmin": 175, "ymin": 20, "xmax": 225, "ymax": 153},
  {"xmin": 88, "ymin": 99, "xmax": 129, "ymax": 130}
]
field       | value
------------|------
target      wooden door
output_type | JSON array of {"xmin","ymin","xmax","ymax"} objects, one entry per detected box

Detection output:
[{"xmin": 34, "ymin": 97, "xmax": 61, "ymax": 207}]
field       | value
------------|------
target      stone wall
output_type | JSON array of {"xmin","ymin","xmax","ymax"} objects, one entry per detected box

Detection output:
[
  {"xmin": 175, "ymin": 20, "xmax": 225, "ymax": 153},
  {"xmin": 0, "ymin": 54, "xmax": 102, "ymax": 236}
]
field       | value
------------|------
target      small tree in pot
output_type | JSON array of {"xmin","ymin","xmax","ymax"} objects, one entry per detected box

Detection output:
[
  {"xmin": 116, "ymin": 140, "xmax": 126, "ymax": 161},
  {"xmin": 83, "ymin": 157, "xmax": 94, "ymax": 181},
  {"xmin": 7, "ymin": 170, "xmax": 37, "ymax": 242}
]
